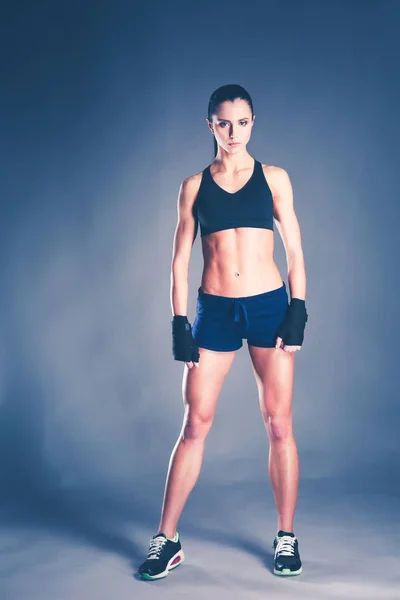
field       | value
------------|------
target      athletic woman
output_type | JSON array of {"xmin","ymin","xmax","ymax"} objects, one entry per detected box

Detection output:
[{"xmin": 139, "ymin": 84, "xmax": 308, "ymax": 580}]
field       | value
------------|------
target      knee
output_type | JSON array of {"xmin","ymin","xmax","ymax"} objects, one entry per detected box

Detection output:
[
  {"xmin": 182, "ymin": 411, "xmax": 213, "ymax": 441},
  {"xmin": 266, "ymin": 414, "xmax": 292, "ymax": 441}
]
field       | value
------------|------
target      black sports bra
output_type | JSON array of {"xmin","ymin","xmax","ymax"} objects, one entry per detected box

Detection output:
[{"xmin": 193, "ymin": 158, "xmax": 274, "ymax": 238}]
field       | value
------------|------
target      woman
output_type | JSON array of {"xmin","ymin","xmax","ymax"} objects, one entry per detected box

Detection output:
[{"xmin": 139, "ymin": 84, "xmax": 308, "ymax": 580}]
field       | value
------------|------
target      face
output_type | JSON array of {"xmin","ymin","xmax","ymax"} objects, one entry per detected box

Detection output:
[{"xmin": 207, "ymin": 98, "xmax": 255, "ymax": 153}]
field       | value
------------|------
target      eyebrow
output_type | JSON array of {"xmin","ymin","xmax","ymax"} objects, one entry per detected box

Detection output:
[{"xmin": 217, "ymin": 117, "xmax": 250, "ymax": 122}]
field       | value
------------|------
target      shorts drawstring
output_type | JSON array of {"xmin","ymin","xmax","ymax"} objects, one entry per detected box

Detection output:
[{"xmin": 232, "ymin": 298, "xmax": 250, "ymax": 332}]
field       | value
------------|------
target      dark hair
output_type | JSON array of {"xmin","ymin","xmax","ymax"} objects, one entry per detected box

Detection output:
[{"xmin": 207, "ymin": 84, "xmax": 254, "ymax": 158}]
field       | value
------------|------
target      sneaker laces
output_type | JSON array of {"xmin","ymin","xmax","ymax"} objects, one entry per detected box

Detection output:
[
  {"xmin": 147, "ymin": 535, "xmax": 167, "ymax": 560},
  {"xmin": 276, "ymin": 535, "xmax": 296, "ymax": 556}
]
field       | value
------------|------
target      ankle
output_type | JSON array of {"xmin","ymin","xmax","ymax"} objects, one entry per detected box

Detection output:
[
  {"xmin": 158, "ymin": 529, "xmax": 177, "ymax": 540},
  {"xmin": 277, "ymin": 528, "xmax": 294, "ymax": 535}
]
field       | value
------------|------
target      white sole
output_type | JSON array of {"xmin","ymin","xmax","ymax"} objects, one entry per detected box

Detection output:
[
  {"xmin": 273, "ymin": 566, "xmax": 302, "ymax": 576},
  {"xmin": 140, "ymin": 549, "xmax": 185, "ymax": 580}
]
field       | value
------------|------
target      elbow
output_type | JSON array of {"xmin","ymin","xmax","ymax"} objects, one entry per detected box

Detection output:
[
  {"xmin": 286, "ymin": 244, "xmax": 304, "ymax": 260},
  {"xmin": 171, "ymin": 256, "xmax": 190, "ymax": 279},
  {"xmin": 286, "ymin": 247, "xmax": 304, "ymax": 263}
]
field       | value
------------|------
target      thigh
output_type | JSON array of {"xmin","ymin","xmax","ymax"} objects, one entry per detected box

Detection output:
[
  {"xmin": 248, "ymin": 345, "xmax": 295, "ymax": 417},
  {"xmin": 182, "ymin": 347, "xmax": 236, "ymax": 420}
]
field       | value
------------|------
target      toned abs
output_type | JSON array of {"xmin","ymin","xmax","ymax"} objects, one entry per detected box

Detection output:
[{"xmin": 200, "ymin": 227, "xmax": 282, "ymax": 297}]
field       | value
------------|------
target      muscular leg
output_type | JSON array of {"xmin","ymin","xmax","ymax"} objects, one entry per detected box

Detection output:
[
  {"xmin": 157, "ymin": 347, "xmax": 236, "ymax": 538},
  {"xmin": 248, "ymin": 345, "xmax": 298, "ymax": 533}
]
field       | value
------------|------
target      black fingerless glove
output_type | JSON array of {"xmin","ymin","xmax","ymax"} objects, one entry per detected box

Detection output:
[
  {"xmin": 172, "ymin": 315, "xmax": 200, "ymax": 363},
  {"xmin": 276, "ymin": 298, "xmax": 308, "ymax": 346}
]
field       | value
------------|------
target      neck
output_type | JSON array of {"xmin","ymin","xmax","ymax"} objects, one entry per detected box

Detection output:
[{"xmin": 213, "ymin": 150, "xmax": 254, "ymax": 172}]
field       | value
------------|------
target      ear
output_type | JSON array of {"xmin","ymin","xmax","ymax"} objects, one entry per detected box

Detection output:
[{"xmin": 206, "ymin": 118, "xmax": 214, "ymax": 133}]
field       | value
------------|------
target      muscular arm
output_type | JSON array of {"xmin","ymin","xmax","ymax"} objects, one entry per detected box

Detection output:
[
  {"xmin": 170, "ymin": 175, "xmax": 199, "ymax": 316},
  {"xmin": 268, "ymin": 166, "xmax": 306, "ymax": 301}
]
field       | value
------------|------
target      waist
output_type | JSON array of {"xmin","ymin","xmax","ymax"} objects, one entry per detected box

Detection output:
[
  {"xmin": 198, "ymin": 280, "xmax": 286, "ymax": 302},
  {"xmin": 200, "ymin": 261, "xmax": 283, "ymax": 297}
]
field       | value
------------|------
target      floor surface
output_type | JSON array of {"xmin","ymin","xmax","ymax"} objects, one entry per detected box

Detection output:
[{"xmin": 0, "ymin": 478, "xmax": 399, "ymax": 600}]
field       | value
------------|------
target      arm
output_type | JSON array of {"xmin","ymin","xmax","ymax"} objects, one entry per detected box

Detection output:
[
  {"xmin": 170, "ymin": 175, "xmax": 199, "ymax": 317},
  {"xmin": 271, "ymin": 168, "xmax": 306, "ymax": 302}
]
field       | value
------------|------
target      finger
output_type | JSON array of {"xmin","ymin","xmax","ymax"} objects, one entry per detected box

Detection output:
[
  {"xmin": 275, "ymin": 337, "xmax": 282, "ymax": 349},
  {"xmin": 186, "ymin": 361, "xmax": 193, "ymax": 369},
  {"xmin": 194, "ymin": 362, "xmax": 200, "ymax": 368}
]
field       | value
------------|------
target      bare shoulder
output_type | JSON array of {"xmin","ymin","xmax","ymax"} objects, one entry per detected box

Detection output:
[
  {"xmin": 179, "ymin": 169, "xmax": 204, "ymax": 208},
  {"xmin": 261, "ymin": 163, "xmax": 291, "ymax": 197}
]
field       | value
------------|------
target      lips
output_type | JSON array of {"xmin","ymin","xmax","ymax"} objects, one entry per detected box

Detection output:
[{"xmin": 229, "ymin": 143, "xmax": 240, "ymax": 146}]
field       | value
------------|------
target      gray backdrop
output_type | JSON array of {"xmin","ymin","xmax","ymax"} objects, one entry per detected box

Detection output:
[{"xmin": 1, "ymin": 1, "xmax": 399, "ymax": 599}]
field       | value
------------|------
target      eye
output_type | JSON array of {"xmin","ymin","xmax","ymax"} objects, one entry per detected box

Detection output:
[{"xmin": 219, "ymin": 121, "xmax": 248, "ymax": 127}]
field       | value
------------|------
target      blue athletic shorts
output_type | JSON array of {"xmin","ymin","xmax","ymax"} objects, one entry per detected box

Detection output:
[{"xmin": 192, "ymin": 281, "xmax": 289, "ymax": 352}]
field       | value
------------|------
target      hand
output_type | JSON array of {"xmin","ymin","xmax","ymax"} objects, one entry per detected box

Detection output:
[
  {"xmin": 172, "ymin": 315, "xmax": 200, "ymax": 367},
  {"xmin": 275, "ymin": 298, "xmax": 308, "ymax": 351},
  {"xmin": 275, "ymin": 336, "xmax": 302, "ymax": 353},
  {"xmin": 185, "ymin": 360, "xmax": 200, "ymax": 369}
]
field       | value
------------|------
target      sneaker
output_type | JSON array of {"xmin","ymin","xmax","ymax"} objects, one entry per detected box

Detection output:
[
  {"xmin": 273, "ymin": 530, "xmax": 302, "ymax": 576},
  {"xmin": 138, "ymin": 531, "xmax": 185, "ymax": 580}
]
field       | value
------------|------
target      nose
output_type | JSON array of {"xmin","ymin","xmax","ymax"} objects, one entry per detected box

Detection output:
[{"xmin": 229, "ymin": 125, "xmax": 238, "ymax": 138}]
